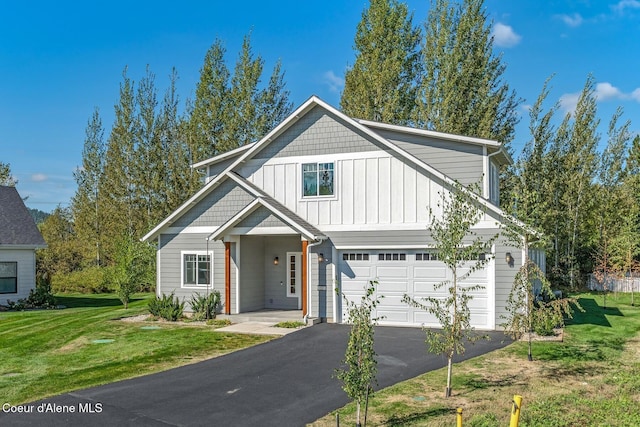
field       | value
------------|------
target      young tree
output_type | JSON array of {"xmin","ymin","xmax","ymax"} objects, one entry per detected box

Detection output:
[
  {"xmin": 403, "ymin": 181, "xmax": 496, "ymax": 398},
  {"xmin": 340, "ymin": 0, "xmax": 422, "ymax": 124},
  {"xmin": 416, "ymin": 0, "xmax": 520, "ymax": 147},
  {"xmin": 336, "ymin": 280, "xmax": 382, "ymax": 427},
  {"xmin": 109, "ymin": 233, "xmax": 156, "ymax": 309}
]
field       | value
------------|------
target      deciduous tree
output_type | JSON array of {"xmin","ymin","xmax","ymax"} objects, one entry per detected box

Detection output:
[{"xmin": 341, "ymin": 0, "xmax": 421, "ymax": 124}]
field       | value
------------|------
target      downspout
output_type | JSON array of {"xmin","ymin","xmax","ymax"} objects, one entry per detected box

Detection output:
[{"xmin": 305, "ymin": 237, "xmax": 326, "ymax": 322}]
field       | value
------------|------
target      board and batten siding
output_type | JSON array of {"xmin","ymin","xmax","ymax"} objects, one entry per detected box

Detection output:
[
  {"xmin": 245, "ymin": 153, "xmax": 452, "ymax": 228},
  {"xmin": 0, "ymin": 249, "xmax": 36, "ymax": 305},
  {"xmin": 157, "ymin": 233, "xmax": 225, "ymax": 310},
  {"xmin": 375, "ymin": 129, "xmax": 485, "ymax": 186}
]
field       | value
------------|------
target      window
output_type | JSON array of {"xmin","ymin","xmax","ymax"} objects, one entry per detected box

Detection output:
[
  {"xmin": 303, "ymin": 162, "xmax": 334, "ymax": 197},
  {"xmin": 342, "ymin": 253, "xmax": 370, "ymax": 261},
  {"xmin": 378, "ymin": 253, "xmax": 406, "ymax": 261},
  {"xmin": 0, "ymin": 262, "xmax": 17, "ymax": 294},
  {"xmin": 182, "ymin": 252, "xmax": 212, "ymax": 287},
  {"xmin": 416, "ymin": 251, "xmax": 439, "ymax": 261},
  {"xmin": 489, "ymin": 161, "xmax": 500, "ymax": 205}
]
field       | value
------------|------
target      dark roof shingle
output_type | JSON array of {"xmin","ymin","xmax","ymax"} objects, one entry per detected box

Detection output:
[{"xmin": 0, "ymin": 186, "xmax": 46, "ymax": 246}]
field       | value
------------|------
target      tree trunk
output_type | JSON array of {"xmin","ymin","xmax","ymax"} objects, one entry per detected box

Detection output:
[{"xmin": 445, "ymin": 356, "xmax": 453, "ymax": 398}]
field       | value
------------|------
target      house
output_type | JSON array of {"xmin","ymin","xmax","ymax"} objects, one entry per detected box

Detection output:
[
  {"xmin": 0, "ymin": 186, "xmax": 47, "ymax": 306},
  {"xmin": 143, "ymin": 96, "xmax": 536, "ymax": 330}
]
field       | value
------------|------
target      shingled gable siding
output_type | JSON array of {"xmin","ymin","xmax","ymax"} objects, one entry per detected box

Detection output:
[
  {"xmin": 375, "ymin": 129, "xmax": 484, "ymax": 186},
  {"xmin": 206, "ymin": 157, "xmax": 238, "ymax": 180},
  {"xmin": 235, "ymin": 206, "xmax": 291, "ymax": 229},
  {"xmin": 157, "ymin": 233, "xmax": 225, "ymax": 309},
  {"xmin": 172, "ymin": 179, "xmax": 255, "ymax": 228},
  {"xmin": 253, "ymin": 105, "xmax": 382, "ymax": 160}
]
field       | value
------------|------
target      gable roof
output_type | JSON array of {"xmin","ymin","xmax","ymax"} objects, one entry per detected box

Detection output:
[
  {"xmin": 143, "ymin": 95, "xmax": 533, "ymax": 242},
  {"xmin": 0, "ymin": 186, "xmax": 46, "ymax": 247}
]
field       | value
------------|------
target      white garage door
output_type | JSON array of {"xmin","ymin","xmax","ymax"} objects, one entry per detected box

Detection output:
[{"xmin": 338, "ymin": 250, "xmax": 492, "ymax": 329}]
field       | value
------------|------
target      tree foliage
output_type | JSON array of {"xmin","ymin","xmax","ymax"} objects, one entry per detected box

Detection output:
[
  {"xmin": 404, "ymin": 181, "xmax": 496, "ymax": 398},
  {"xmin": 341, "ymin": 0, "xmax": 422, "ymax": 124},
  {"xmin": 0, "ymin": 162, "xmax": 16, "ymax": 186},
  {"xmin": 416, "ymin": 0, "xmax": 520, "ymax": 147}
]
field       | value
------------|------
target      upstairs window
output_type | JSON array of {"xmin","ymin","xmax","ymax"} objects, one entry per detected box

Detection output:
[{"xmin": 303, "ymin": 162, "xmax": 334, "ymax": 197}]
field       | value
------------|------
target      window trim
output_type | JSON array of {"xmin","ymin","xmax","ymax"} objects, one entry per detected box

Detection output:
[
  {"xmin": 180, "ymin": 251, "xmax": 214, "ymax": 289},
  {"xmin": 286, "ymin": 252, "xmax": 302, "ymax": 298},
  {"xmin": 0, "ymin": 262, "xmax": 18, "ymax": 294},
  {"xmin": 302, "ymin": 161, "xmax": 335, "ymax": 198}
]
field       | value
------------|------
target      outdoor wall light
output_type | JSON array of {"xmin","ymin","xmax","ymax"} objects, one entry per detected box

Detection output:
[
  {"xmin": 318, "ymin": 253, "xmax": 324, "ymax": 263},
  {"xmin": 505, "ymin": 252, "xmax": 513, "ymax": 265},
  {"xmin": 273, "ymin": 256, "xmax": 279, "ymax": 265}
]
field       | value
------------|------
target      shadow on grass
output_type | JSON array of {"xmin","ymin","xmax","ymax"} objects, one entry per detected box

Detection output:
[
  {"xmin": 567, "ymin": 297, "xmax": 623, "ymax": 328},
  {"xmin": 385, "ymin": 406, "xmax": 453, "ymax": 426},
  {"xmin": 55, "ymin": 295, "xmax": 144, "ymax": 308}
]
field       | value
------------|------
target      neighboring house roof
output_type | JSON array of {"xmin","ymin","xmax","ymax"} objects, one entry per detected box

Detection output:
[
  {"xmin": 143, "ymin": 95, "xmax": 533, "ymax": 242},
  {"xmin": 0, "ymin": 186, "xmax": 46, "ymax": 248}
]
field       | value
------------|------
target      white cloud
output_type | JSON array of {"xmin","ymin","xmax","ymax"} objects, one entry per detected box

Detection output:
[
  {"xmin": 560, "ymin": 82, "xmax": 640, "ymax": 113},
  {"xmin": 322, "ymin": 70, "xmax": 344, "ymax": 93},
  {"xmin": 557, "ymin": 13, "xmax": 584, "ymax": 27},
  {"xmin": 31, "ymin": 173, "xmax": 48, "ymax": 182},
  {"xmin": 613, "ymin": 0, "xmax": 640, "ymax": 13},
  {"xmin": 595, "ymin": 82, "xmax": 624, "ymax": 101},
  {"xmin": 491, "ymin": 23, "xmax": 521, "ymax": 48}
]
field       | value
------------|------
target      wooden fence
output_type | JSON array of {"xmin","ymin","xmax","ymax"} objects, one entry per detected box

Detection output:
[{"xmin": 588, "ymin": 274, "xmax": 640, "ymax": 293}]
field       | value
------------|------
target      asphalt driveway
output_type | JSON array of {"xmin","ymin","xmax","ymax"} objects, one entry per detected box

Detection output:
[{"xmin": 0, "ymin": 324, "xmax": 511, "ymax": 426}]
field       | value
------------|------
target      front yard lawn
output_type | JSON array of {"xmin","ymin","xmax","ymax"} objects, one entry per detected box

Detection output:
[
  {"xmin": 310, "ymin": 292, "xmax": 640, "ymax": 426},
  {"xmin": 0, "ymin": 293, "xmax": 273, "ymax": 405}
]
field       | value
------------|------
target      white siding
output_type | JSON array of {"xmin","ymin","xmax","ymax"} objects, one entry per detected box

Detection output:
[
  {"xmin": 244, "ymin": 153, "xmax": 453, "ymax": 230},
  {"xmin": 0, "ymin": 248, "xmax": 37, "ymax": 305}
]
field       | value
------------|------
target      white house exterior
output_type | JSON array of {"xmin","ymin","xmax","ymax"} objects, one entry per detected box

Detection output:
[
  {"xmin": 143, "ymin": 96, "xmax": 532, "ymax": 330},
  {"xmin": 0, "ymin": 186, "xmax": 47, "ymax": 306}
]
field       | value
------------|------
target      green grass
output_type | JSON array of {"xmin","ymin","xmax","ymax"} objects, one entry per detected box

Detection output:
[
  {"xmin": 274, "ymin": 320, "xmax": 306, "ymax": 328},
  {"xmin": 0, "ymin": 293, "xmax": 273, "ymax": 404},
  {"xmin": 310, "ymin": 292, "xmax": 640, "ymax": 426}
]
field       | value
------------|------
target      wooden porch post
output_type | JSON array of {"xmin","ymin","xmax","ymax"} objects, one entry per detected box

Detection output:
[
  {"xmin": 302, "ymin": 240, "xmax": 308, "ymax": 317},
  {"xmin": 224, "ymin": 241, "xmax": 231, "ymax": 315}
]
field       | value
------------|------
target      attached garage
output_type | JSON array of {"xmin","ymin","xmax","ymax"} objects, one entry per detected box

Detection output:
[{"xmin": 338, "ymin": 250, "xmax": 495, "ymax": 330}]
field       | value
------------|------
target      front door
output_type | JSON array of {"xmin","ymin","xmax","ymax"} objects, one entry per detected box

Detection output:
[{"xmin": 286, "ymin": 252, "xmax": 302, "ymax": 309}]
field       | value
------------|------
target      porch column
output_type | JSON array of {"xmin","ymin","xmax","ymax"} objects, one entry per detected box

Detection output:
[
  {"xmin": 224, "ymin": 241, "xmax": 231, "ymax": 315},
  {"xmin": 302, "ymin": 240, "xmax": 308, "ymax": 317}
]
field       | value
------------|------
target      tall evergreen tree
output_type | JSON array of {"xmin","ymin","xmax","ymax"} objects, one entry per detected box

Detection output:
[
  {"xmin": 188, "ymin": 38, "xmax": 230, "ymax": 162},
  {"xmin": 72, "ymin": 108, "xmax": 106, "ymax": 266},
  {"xmin": 100, "ymin": 68, "xmax": 137, "ymax": 262},
  {"xmin": 560, "ymin": 75, "xmax": 600, "ymax": 287},
  {"xmin": 340, "ymin": 0, "xmax": 422, "ymax": 124},
  {"xmin": 417, "ymin": 0, "xmax": 520, "ymax": 146},
  {"xmin": 255, "ymin": 59, "xmax": 292, "ymax": 139}
]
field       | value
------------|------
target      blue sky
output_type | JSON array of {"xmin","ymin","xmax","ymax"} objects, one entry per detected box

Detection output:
[{"xmin": 1, "ymin": 0, "xmax": 639, "ymax": 212}]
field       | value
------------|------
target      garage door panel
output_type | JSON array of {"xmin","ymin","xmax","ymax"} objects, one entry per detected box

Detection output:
[
  {"xmin": 467, "ymin": 296, "xmax": 489, "ymax": 309},
  {"xmin": 414, "ymin": 266, "xmax": 447, "ymax": 279},
  {"xmin": 342, "ymin": 266, "xmax": 374, "ymax": 279},
  {"xmin": 470, "ymin": 312, "xmax": 490, "ymax": 328},
  {"xmin": 377, "ymin": 309, "xmax": 409, "ymax": 323},
  {"xmin": 377, "ymin": 294, "xmax": 407, "ymax": 307},
  {"xmin": 414, "ymin": 311, "xmax": 441, "ymax": 325},
  {"xmin": 413, "ymin": 281, "xmax": 445, "ymax": 293},
  {"xmin": 341, "ymin": 280, "xmax": 371, "ymax": 292},
  {"xmin": 377, "ymin": 281, "xmax": 409, "ymax": 293},
  {"xmin": 375, "ymin": 266, "xmax": 408, "ymax": 278}
]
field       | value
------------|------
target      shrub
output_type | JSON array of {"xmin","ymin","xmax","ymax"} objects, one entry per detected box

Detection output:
[
  {"xmin": 7, "ymin": 275, "xmax": 56, "ymax": 310},
  {"xmin": 148, "ymin": 293, "xmax": 184, "ymax": 321},
  {"xmin": 51, "ymin": 266, "xmax": 111, "ymax": 294},
  {"xmin": 189, "ymin": 291, "xmax": 221, "ymax": 321}
]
